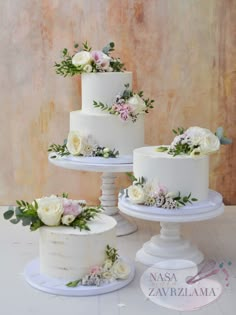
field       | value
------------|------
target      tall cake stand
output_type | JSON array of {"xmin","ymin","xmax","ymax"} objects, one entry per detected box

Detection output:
[
  {"xmin": 49, "ymin": 155, "xmax": 136, "ymax": 236},
  {"xmin": 118, "ymin": 190, "xmax": 224, "ymax": 265}
]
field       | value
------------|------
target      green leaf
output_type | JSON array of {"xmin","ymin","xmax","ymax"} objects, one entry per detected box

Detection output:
[
  {"xmin": 3, "ymin": 209, "xmax": 14, "ymax": 220},
  {"xmin": 66, "ymin": 279, "xmax": 81, "ymax": 287},
  {"xmin": 10, "ymin": 218, "xmax": 20, "ymax": 224},
  {"xmin": 191, "ymin": 198, "xmax": 198, "ymax": 202}
]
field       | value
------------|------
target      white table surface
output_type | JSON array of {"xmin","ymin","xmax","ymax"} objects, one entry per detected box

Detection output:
[{"xmin": 1, "ymin": 206, "xmax": 236, "ymax": 315}]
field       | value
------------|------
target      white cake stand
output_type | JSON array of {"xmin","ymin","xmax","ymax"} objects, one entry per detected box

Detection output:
[
  {"xmin": 118, "ymin": 190, "xmax": 224, "ymax": 265},
  {"xmin": 48, "ymin": 154, "xmax": 137, "ymax": 236}
]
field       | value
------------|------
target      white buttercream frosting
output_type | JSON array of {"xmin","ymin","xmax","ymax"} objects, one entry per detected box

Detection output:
[
  {"xmin": 133, "ymin": 146, "xmax": 209, "ymax": 202},
  {"xmin": 39, "ymin": 214, "xmax": 117, "ymax": 280}
]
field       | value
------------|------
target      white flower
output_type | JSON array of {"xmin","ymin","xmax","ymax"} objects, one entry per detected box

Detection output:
[
  {"xmin": 165, "ymin": 191, "xmax": 177, "ymax": 198},
  {"xmin": 61, "ymin": 214, "xmax": 76, "ymax": 225},
  {"xmin": 111, "ymin": 259, "xmax": 131, "ymax": 280},
  {"xmin": 128, "ymin": 185, "xmax": 146, "ymax": 204},
  {"xmin": 103, "ymin": 259, "xmax": 113, "ymax": 271},
  {"xmin": 72, "ymin": 51, "xmax": 92, "ymax": 67},
  {"xmin": 102, "ymin": 271, "xmax": 114, "ymax": 280},
  {"xmin": 199, "ymin": 132, "xmax": 220, "ymax": 154},
  {"xmin": 67, "ymin": 131, "xmax": 86, "ymax": 156},
  {"xmin": 127, "ymin": 94, "xmax": 146, "ymax": 115},
  {"xmin": 186, "ymin": 127, "xmax": 220, "ymax": 154},
  {"xmin": 83, "ymin": 64, "xmax": 92, "ymax": 73},
  {"xmin": 37, "ymin": 196, "xmax": 63, "ymax": 226}
]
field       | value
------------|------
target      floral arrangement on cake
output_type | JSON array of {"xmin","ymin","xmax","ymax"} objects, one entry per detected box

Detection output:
[
  {"xmin": 55, "ymin": 42, "xmax": 124, "ymax": 76},
  {"xmin": 157, "ymin": 126, "xmax": 232, "ymax": 157},
  {"xmin": 3, "ymin": 193, "xmax": 102, "ymax": 231},
  {"xmin": 93, "ymin": 84, "xmax": 154, "ymax": 122},
  {"xmin": 126, "ymin": 174, "xmax": 197, "ymax": 209},
  {"xmin": 67, "ymin": 245, "xmax": 131, "ymax": 287},
  {"xmin": 48, "ymin": 131, "xmax": 119, "ymax": 159}
]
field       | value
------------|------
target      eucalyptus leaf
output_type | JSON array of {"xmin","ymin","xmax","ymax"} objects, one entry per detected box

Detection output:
[{"xmin": 3, "ymin": 209, "xmax": 14, "ymax": 220}]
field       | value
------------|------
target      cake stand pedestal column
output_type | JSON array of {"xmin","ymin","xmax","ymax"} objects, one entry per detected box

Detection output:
[
  {"xmin": 48, "ymin": 156, "xmax": 137, "ymax": 236},
  {"xmin": 118, "ymin": 190, "xmax": 224, "ymax": 265},
  {"xmin": 136, "ymin": 222, "xmax": 203, "ymax": 265}
]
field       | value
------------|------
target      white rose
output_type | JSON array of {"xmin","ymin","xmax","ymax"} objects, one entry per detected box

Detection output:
[
  {"xmin": 37, "ymin": 196, "xmax": 63, "ymax": 226},
  {"xmin": 186, "ymin": 127, "xmax": 220, "ymax": 154},
  {"xmin": 127, "ymin": 94, "xmax": 146, "ymax": 115},
  {"xmin": 103, "ymin": 259, "xmax": 113, "ymax": 271},
  {"xmin": 128, "ymin": 185, "xmax": 146, "ymax": 204},
  {"xmin": 67, "ymin": 131, "xmax": 86, "ymax": 155},
  {"xmin": 200, "ymin": 132, "xmax": 220, "ymax": 154},
  {"xmin": 61, "ymin": 214, "xmax": 76, "ymax": 225},
  {"xmin": 111, "ymin": 259, "xmax": 131, "ymax": 280},
  {"xmin": 83, "ymin": 64, "xmax": 92, "ymax": 73},
  {"xmin": 72, "ymin": 51, "xmax": 92, "ymax": 67}
]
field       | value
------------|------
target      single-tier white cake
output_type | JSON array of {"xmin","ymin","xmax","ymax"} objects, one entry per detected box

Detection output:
[
  {"xmin": 133, "ymin": 146, "xmax": 209, "ymax": 202},
  {"xmin": 39, "ymin": 214, "xmax": 117, "ymax": 280},
  {"xmin": 70, "ymin": 72, "xmax": 144, "ymax": 156}
]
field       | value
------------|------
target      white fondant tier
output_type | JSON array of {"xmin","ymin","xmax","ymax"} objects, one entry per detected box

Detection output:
[
  {"xmin": 133, "ymin": 146, "xmax": 209, "ymax": 202},
  {"xmin": 70, "ymin": 111, "xmax": 144, "ymax": 155},
  {"xmin": 81, "ymin": 72, "xmax": 132, "ymax": 113},
  {"xmin": 39, "ymin": 214, "xmax": 117, "ymax": 281}
]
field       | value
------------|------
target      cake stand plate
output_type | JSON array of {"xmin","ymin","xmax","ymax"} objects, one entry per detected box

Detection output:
[
  {"xmin": 24, "ymin": 258, "xmax": 135, "ymax": 297},
  {"xmin": 49, "ymin": 154, "xmax": 137, "ymax": 236},
  {"xmin": 118, "ymin": 190, "xmax": 224, "ymax": 266}
]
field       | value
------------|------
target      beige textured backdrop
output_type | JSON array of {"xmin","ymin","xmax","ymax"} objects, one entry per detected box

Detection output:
[{"xmin": 0, "ymin": 0, "xmax": 235, "ymax": 205}]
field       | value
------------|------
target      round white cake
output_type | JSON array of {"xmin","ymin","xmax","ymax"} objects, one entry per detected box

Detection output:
[
  {"xmin": 133, "ymin": 146, "xmax": 209, "ymax": 202},
  {"xmin": 39, "ymin": 214, "xmax": 117, "ymax": 281},
  {"xmin": 70, "ymin": 72, "xmax": 145, "ymax": 156}
]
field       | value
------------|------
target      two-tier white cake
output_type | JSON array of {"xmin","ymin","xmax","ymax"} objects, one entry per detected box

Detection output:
[{"xmin": 70, "ymin": 72, "xmax": 144, "ymax": 156}]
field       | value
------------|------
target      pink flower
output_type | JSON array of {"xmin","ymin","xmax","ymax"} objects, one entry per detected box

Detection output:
[
  {"xmin": 91, "ymin": 50, "xmax": 111, "ymax": 70},
  {"xmin": 118, "ymin": 103, "xmax": 134, "ymax": 121},
  {"xmin": 155, "ymin": 184, "xmax": 168, "ymax": 196},
  {"xmin": 63, "ymin": 199, "xmax": 82, "ymax": 216},
  {"xmin": 90, "ymin": 265, "xmax": 102, "ymax": 274}
]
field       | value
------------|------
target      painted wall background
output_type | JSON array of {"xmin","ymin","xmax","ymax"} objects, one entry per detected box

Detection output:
[{"xmin": 0, "ymin": 0, "xmax": 235, "ymax": 205}]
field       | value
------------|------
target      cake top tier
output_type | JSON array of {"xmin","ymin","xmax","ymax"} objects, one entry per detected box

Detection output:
[
  {"xmin": 40, "ymin": 214, "xmax": 116, "ymax": 235},
  {"xmin": 82, "ymin": 72, "xmax": 132, "ymax": 113}
]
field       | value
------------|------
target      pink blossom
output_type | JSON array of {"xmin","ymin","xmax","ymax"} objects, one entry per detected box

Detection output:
[
  {"xmin": 90, "ymin": 265, "xmax": 102, "ymax": 274},
  {"xmin": 155, "ymin": 184, "xmax": 168, "ymax": 196},
  {"xmin": 63, "ymin": 199, "xmax": 82, "ymax": 216},
  {"xmin": 91, "ymin": 50, "xmax": 110, "ymax": 70},
  {"xmin": 112, "ymin": 103, "xmax": 134, "ymax": 121}
]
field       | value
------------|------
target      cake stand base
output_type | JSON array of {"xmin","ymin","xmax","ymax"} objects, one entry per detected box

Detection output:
[
  {"xmin": 24, "ymin": 258, "xmax": 135, "ymax": 297},
  {"xmin": 118, "ymin": 190, "xmax": 224, "ymax": 266},
  {"xmin": 112, "ymin": 213, "xmax": 137, "ymax": 236},
  {"xmin": 136, "ymin": 222, "xmax": 204, "ymax": 265}
]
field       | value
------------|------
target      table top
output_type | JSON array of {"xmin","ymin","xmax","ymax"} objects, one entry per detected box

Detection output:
[
  {"xmin": 1, "ymin": 206, "xmax": 236, "ymax": 315},
  {"xmin": 48, "ymin": 154, "xmax": 133, "ymax": 173}
]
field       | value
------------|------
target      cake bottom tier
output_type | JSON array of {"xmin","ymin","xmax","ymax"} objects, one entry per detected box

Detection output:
[
  {"xmin": 70, "ymin": 111, "xmax": 144, "ymax": 156},
  {"xmin": 39, "ymin": 214, "xmax": 117, "ymax": 281}
]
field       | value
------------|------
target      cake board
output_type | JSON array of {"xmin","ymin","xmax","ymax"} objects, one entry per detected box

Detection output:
[
  {"xmin": 118, "ymin": 190, "xmax": 224, "ymax": 266},
  {"xmin": 24, "ymin": 257, "xmax": 135, "ymax": 297},
  {"xmin": 48, "ymin": 154, "xmax": 137, "ymax": 236}
]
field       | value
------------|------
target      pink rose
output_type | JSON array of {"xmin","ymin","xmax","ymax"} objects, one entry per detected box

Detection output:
[
  {"xmin": 119, "ymin": 104, "xmax": 134, "ymax": 121},
  {"xmin": 63, "ymin": 199, "xmax": 82, "ymax": 216}
]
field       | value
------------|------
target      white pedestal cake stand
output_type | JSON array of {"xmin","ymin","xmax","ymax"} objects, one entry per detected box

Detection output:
[
  {"xmin": 118, "ymin": 190, "xmax": 224, "ymax": 265},
  {"xmin": 48, "ymin": 155, "xmax": 136, "ymax": 236}
]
